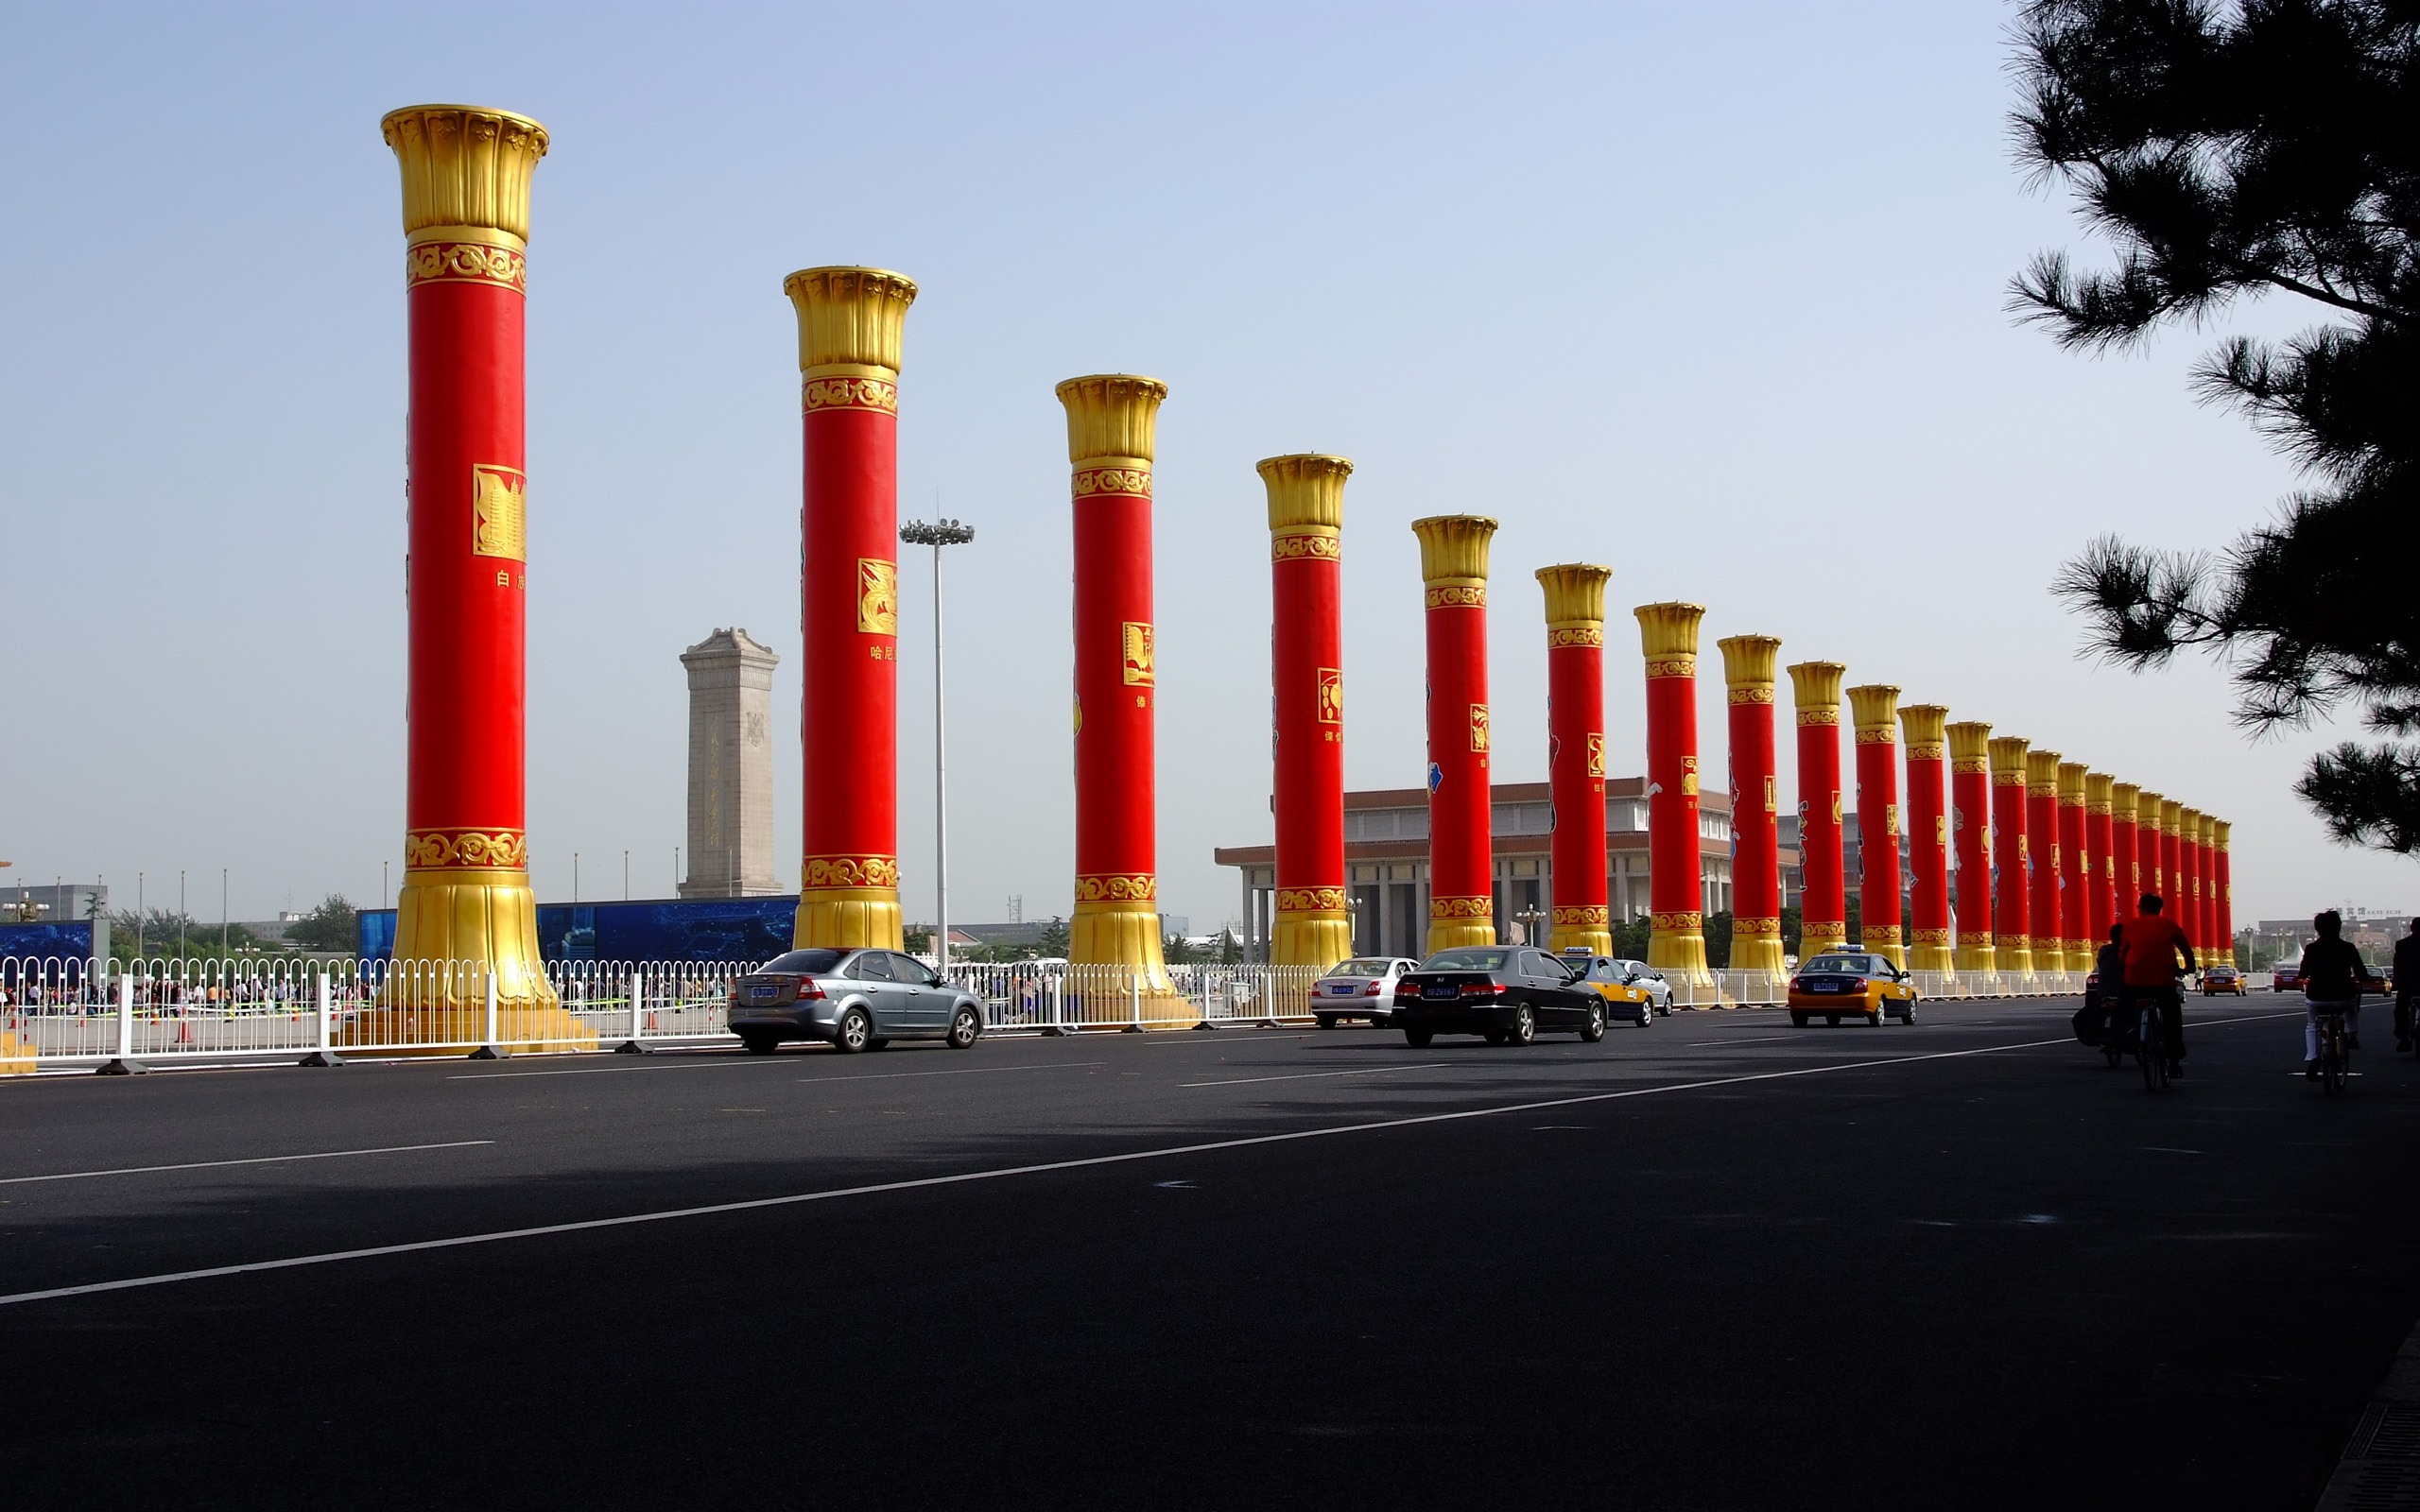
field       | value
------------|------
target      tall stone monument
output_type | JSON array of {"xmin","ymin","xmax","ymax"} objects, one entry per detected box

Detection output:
[{"xmin": 680, "ymin": 627, "xmax": 782, "ymax": 898}]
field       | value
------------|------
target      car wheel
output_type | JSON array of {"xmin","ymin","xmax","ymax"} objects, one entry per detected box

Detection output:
[
  {"xmin": 738, "ymin": 1032, "xmax": 778, "ymax": 1056},
  {"xmin": 1404, "ymin": 1028, "xmax": 1433, "ymax": 1048},
  {"xmin": 1866, "ymin": 1008, "xmax": 1883, "ymax": 1026},
  {"xmin": 1580, "ymin": 1004, "xmax": 1606, "ymax": 1043},
  {"xmin": 945, "ymin": 1005, "xmax": 981, "ymax": 1050},
  {"xmin": 1636, "ymin": 1005, "xmax": 1653, "ymax": 1027},
  {"xmin": 1791, "ymin": 1012, "xmax": 1808, "ymax": 1027},
  {"xmin": 1825, "ymin": 1014, "xmax": 1841, "ymax": 1026},
  {"xmin": 1901, "ymin": 1005, "xmax": 1917, "ymax": 1026},
  {"xmin": 1507, "ymin": 1005, "xmax": 1536, "ymax": 1046},
  {"xmin": 834, "ymin": 1007, "xmax": 872, "ymax": 1054},
  {"xmin": 1316, "ymin": 1015, "xmax": 1337, "ymax": 1030}
]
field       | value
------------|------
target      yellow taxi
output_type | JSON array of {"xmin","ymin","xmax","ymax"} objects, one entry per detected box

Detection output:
[
  {"xmin": 1789, "ymin": 950, "xmax": 1918, "ymax": 1027},
  {"xmin": 1558, "ymin": 951, "xmax": 1657, "ymax": 1027}
]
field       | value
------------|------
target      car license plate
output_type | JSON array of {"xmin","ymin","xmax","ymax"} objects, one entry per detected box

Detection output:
[
  {"xmin": 1811, "ymin": 981, "xmax": 1844, "ymax": 993},
  {"xmin": 1329, "ymin": 984, "xmax": 1357, "ymax": 996},
  {"xmin": 750, "ymin": 986, "xmax": 779, "ymax": 1001},
  {"xmin": 1423, "ymin": 985, "xmax": 1457, "ymax": 999}
]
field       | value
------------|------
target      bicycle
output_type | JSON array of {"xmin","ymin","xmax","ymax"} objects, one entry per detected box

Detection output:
[
  {"xmin": 2313, "ymin": 1003, "xmax": 2353, "ymax": 1095},
  {"xmin": 2136, "ymin": 993, "xmax": 2170, "ymax": 1093}
]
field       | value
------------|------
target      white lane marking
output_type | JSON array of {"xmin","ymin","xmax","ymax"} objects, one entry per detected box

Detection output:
[
  {"xmin": 0, "ymin": 1142, "xmax": 494, "ymax": 1187},
  {"xmin": 804, "ymin": 1062, "xmax": 1106, "ymax": 1083},
  {"xmin": 1179, "ymin": 1063, "xmax": 1457, "ymax": 1089},
  {"xmin": 0, "ymin": 1036, "xmax": 2071, "ymax": 1308},
  {"xmin": 1684, "ymin": 1035, "xmax": 1799, "ymax": 1047},
  {"xmin": 447, "ymin": 1059, "xmax": 789, "ymax": 1080}
]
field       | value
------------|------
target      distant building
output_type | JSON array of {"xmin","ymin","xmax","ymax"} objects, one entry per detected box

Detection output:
[{"xmin": 680, "ymin": 627, "xmax": 784, "ymax": 898}]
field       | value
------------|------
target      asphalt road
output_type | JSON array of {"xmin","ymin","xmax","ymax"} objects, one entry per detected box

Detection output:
[{"xmin": 1, "ymin": 994, "xmax": 2412, "ymax": 1510}]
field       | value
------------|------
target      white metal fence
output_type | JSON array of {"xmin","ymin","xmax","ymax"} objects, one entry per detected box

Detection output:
[{"xmin": 0, "ymin": 954, "xmax": 2275, "ymax": 1074}]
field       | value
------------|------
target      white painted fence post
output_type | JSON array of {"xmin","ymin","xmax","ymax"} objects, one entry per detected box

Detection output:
[
  {"xmin": 116, "ymin": 971, "xmax": 134, "ymax": 1060},
  {"xmin": 631, "ymin": 970, "xmax": 644, "ymax": 1042}
]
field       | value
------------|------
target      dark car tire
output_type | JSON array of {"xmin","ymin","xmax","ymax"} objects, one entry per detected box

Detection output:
[
  {"xmin": 1791, "ymin": 1012, "xmax": 1808, "ymax": 1027},
  {"xmin": 1404, "ymin": 1029, "xmax": 1433, "ymax": 1048},
  {"xmin": 1316, "ymin": 1015, "xmax": 1337, "ymax": 1030},
  {"xmin": 1580, "ymin": 1004, "xmax": 1606, "ymax": 1043},
  {"xmin": 1867, "ymin": 1009, "xmax": 1883, "ymax": 1026},
  {"xmin": 1507, "ymin": 1005, "xmax": 1536, "ymax": 1046},
  {"xmin": 945, "ymin": 1005, "xmax": 981, "ymax": 1050},
  {"xmin": 1635, "ymin": 1005, "xmax": 1653, "ymax": 1027},
  {"xmin": 1825, "ymin": 1015, "xmax": 1841, "ymax": 1026},
  {"xmin": 739, "ymin": 1032, "xmax": 778, "ymax": 1056},
  {"xmin": 834, "ymin": 1007, "xmax": 873, "ymax": 1054}
]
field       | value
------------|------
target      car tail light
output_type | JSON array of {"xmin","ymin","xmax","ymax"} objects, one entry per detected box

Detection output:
[
  {"xmin": 795, "ymin": 980, "xmax": 826, "ymax": 1001},
  {"xmin": 1365, "ymin": 982, "xmax": 1381, "ymax": 996},
  {"xmin": 1460, "ymin": 982, "xmax": 1501, "ymax": 998}
]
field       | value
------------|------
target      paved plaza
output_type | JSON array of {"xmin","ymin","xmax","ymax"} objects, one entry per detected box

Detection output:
[{"xmin": 1, "ymin": 998, "xmax": 2412, "ymax": 1509}]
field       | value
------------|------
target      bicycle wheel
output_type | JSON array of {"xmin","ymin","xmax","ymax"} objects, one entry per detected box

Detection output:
[
  {"xmin": 2324, "ymin": 1025, "xmax": 2348, "ymax": 1095},
  {"xmin": 2139, "ymin": 1009, "xmax": 2166, "ymax": 1092}
]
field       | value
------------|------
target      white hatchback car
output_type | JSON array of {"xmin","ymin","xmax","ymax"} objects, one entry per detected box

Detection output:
[{"xmin": 1312, "ymin": 956, "xmax": 1422, "ymax": 1028}]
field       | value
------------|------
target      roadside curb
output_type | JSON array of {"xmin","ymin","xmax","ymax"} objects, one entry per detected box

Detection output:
[{"xmin": 2314, "ymin": 1313, "xmax": 2420, "ymax": 1510}]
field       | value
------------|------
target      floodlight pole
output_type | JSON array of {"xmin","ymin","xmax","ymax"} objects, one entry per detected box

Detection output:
[{"xmin": 901, "ymin": 518, "xmax": 975, "ymax": 972}]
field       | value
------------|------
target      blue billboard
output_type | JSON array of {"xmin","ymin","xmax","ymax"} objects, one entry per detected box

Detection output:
[
  {"xmin": 0, "ymin": 920, "xmax": 95, "ymax": 960},
  {"xmin": 358, "ymin": 896, "xmax": 798, "ymax": 964}
]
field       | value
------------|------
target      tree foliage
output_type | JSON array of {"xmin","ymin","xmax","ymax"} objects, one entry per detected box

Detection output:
[
  {"xmin": 286, "ymin": 894, "xmax": 359, "ymax": 954},
  {"xmin": 2012, "ymin": 0, "xmax": 2418, "ymax": 848}
]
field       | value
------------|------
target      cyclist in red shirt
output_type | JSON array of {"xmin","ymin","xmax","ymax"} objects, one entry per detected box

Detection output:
[{"xmin": 2120, "ymin": 893, "xmax": 2197, "ymax": 1079}]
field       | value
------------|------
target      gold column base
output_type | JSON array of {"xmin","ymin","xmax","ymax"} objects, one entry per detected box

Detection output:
[
  {"xmin": 1426, "ymin": 899, "xmax": 1495, "ymax": 954},
  {"xmin": 1999, "ymin": 939, "xmax": 2034, "ymax": 976},
  {"xmin": 794, "ymin": 885, "xmax": 904, "ymax": 952},
  {"xmin": 2066, "ymin": 942, "xmax": 2094, "ymax": 973},
  {"xmin": 1648, "ymin": 911, "xmax": 1717, "ymax": 989},
  {"xmin": 1272, "ymin": 908, "xmax": 1352, "ymax": 971},
  {"xmin": 356, "ymin": 868, "xmax": 593, "ymax": 1055},
  {"xmin": 1801, "ymin": 919, "xmax": 1848, "ymax": 958},
  {"xmin": 1863, "ymin": 924, "xmax": 1906, "ymax": 971},
  {"xmin": 0, "ymin": 1031, "xmax": 30, "ymax": 1076},
  {"xmin": 1548, "ymin": 905, "xmax": 1612, "ymax": 959},
  {"xmin": 1952, "ymin": 943, "xmax": 1996, "ymax": 976},
  {"xmin": 1730, "ymin": 919, "xmax": 1786, "ymax": 975},
  {"xmin": 1071, "ymin": 899, "xmax": 1177, "ymax": 998}
]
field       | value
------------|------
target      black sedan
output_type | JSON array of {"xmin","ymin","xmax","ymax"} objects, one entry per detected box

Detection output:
[
  {"xmin": 727, "ymin": 947, "xmax": 984, "ymax": 1054},
  {"xmin": 1391, "ymin": 946, "xmax": 1606, "ymax": 1047}
]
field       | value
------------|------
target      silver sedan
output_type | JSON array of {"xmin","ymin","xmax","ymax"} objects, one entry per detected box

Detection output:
[
  {"xmin": 727, "ymin": 948, "xmax": 984, "ymax": 1054},
  {"xmin": 1311, "ymin": 956, "xmax": 1422, "ymax": 1028}
]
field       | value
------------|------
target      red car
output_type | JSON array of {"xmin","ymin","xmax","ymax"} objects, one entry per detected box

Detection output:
[{"xmin": 2272, "ymin": 962, "xmax": 2303, "ymax": 993}]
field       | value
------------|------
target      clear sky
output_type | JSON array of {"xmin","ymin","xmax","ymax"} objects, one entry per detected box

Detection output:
[{"xmin": 4, "ymin": 2, "xmax": 2404, "ymax": 934}]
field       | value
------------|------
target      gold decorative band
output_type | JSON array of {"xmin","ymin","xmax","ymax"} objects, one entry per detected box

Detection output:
[
  {"xmin": 1547, "ymin": 626, "xmax": 1604, "ymax": 648},
  {"xmin": 1551, "ymin": 905, "xmax": 1611, "ymax": 927},
  {"xmin": 1952, "ymin": 758, "xmax": 1989, "ymax": 774},
  {"xmin": 1998, "ymin": 934, "xmax": 2031, "ymax": 951},
  {"xmin": 1863, "ymin": 924, "xmax": 1903, "ymax": 944},
  {"xmin": 1729, "ymin": 686, "xmax": 1775, "ymax": 705},
  {"xmin": 1425, "ymin": 585, "xmax": 1486, "ymax": 610},
  {"xmin": 1798, "ymin": 710, "xmax": 1840, "ymax": 726},
  {"xmin": 2087, "ymin": 800, "xmax": 2112, "ymax": 815},
  {"xmin": 1275, "ymin": 885, "xmax": 1348, "ymax": 913},
  {"xmin": 1651, "ymin": 909, "xmax": 1703, "ymax": 932},
  {"xmin": 1910, "ymin": 928, "xmax": 1952, "ymax": 945},
  {"xmin": 406, "ymin": 828, "xmax": 528, "ymax": 869},
  {"xmin": 803, "ymin": 853, "xmax": 900, "ymax": 888},
  {"xmin": 1906, "ymin": 743, "xmax": 1945, "ymax": 760},
  {"xmin": 1271, "ymin": 533, "xmax": 1341, "ymax": 563},
  {"xmin": 1073, "ymin": 467, "xmax": 1151, "ymax": 497},
  {"xmin": 803, "ymin": 376, "xmax": 898, "ymax": 416},
  {"xmin": 1429, "ymin": 895, "xmax": 1493, "ymax": 920},
  {"xmin": 1644, "ymin": 658, "xmax": 1696, "ymax": 679},
  {"xmin": 1076, "ymin": 872, "xmax": 1158, "ymax": 903},
  {"xmin": 1734, "ymin": 916, "xmax": 1782, "ymax": 936},
  {"xmin": 406, "ymin": 241, "xmax": 527, "ymax": 293},
  {"xmin": 1995, "ymin": 774, "xmax": 2030, "ymax": 787},
  {"xmin": 1855, "ymin": 729, "xmax": 1897, "ymax": 746}
]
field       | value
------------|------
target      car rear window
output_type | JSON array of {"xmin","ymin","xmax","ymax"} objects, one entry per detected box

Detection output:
[
  {"xmin": 1802, "ymin": 956, "xmax": 1863, "ymax": 974},
  {"xmin": 1325, "ymin": 959, "xmax": 1395, "ymax": 977},
  {"xmin": 1424, "ymin": 948, "xmax": 1510, "ymax": 971},
  {"xmin": 760, "ymin": 949, "xmax": 843, "ymax": 974}
]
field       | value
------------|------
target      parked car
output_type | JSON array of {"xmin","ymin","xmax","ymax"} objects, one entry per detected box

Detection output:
[
  {"xmin": 1604, "ymin": 957, "xmax": 1675, "ymax": 1015},
  {"xmin": 727, "ymin": 948, "xmax": 984, "ymax": 1054},
  {"xmin": 1560, "ymin": 949, "xmax": 1657, "ymax": 1026},
  {"xmin": 1788, "ymin": 950, "xmax": 1919, "ymax": 1026},
  {"xmin": 1312, "ymin": 956, "xmax": 1421, "ymax": 1028},
  {"xmin": 2201, "ymin": 966, "xmax": 2247, "ymax": 997},
  {"xmin": 2272, "ymin": 962, "xmax": 2304, "ymax": 993},
  {"xmin": 1392, "ymin": 946, "xmax": 1606, "ymax": 1047}
]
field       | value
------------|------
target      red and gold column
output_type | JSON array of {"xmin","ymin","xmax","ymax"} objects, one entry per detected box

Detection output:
[
  {"xmin": 380, "ymin": 104, "xmax": 575, "ymax": 1042},
  {"xmin": 1989, "ymin": 736, "xmax": 2033, "ymax": 976},
  {"xmin": 1061, "ymin": 375, "xmax": 1175, "ymax": 990},
  {"xmin": 2158, "ymin": 798, "xmax": 2184, "ymax": 916},
  {"xmin": 2213, "ymin": 818, "xmax": 2235, "ymax": 966},
  {"xmin": 2056, "ymin": 762, "xmax": 2089, "ymax": 971},
  {"xmin": 1263, "ymin": 455, "xmax": 1353, "ymax": 968},
  {"xmin": 2136, "ymin": 790, "xmax": 2166, "ymax": 905},
  {"xmin": 2199, "ymin": 813, "xmax": 2221, "ymax": 952},
  {"xmin": 1541, "ymin": 565, "xmax": 1615, "ymax": 957},
  {"xmin": 2111, "ymin": 782, "xmax": 2141, "ymax": 918},
  {"xmin": 1417, "ymin": 516, "xmax": 1499, "ymax": 952},
  {"xmin": 2179, "ymin": 806, "xmax": 2205, "ymax": 956},
  {"xmin": 1719, "ymin": 634, "xmax": 1786, "ymax": 975},
  {"xmin": 1789, "ymin": 661, "xmax": 1849, "ymax": 959},
  {"xmin": 1946, "ymin": 720, "xmax": 1996, "ymax": 976},
  {"xmin": 1848, "ymin": 685, "xmax": 1905, "ymax": 968},
  {"xmin": 2083, "ymin": 772, "xmax": 2116, "ymax": 953},
  {"xmin": 1900, "ymin": 704, "xmax": 1951, "ymax": 974},
  {"xmin": 786, "ymin": 267, "xmax": 916, "ymax": 949},
  {"xmin": 2026, "ymin": 751, "xmax": 2064, "ymax": 973},
  {"xmin": 1637, "ymin": 603, "xmax": 1715, "ymax": 988}
]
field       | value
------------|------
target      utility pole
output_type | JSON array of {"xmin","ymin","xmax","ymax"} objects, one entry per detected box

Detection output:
[{"xmin": 900, "ymin": 516, "xmax": 975, "ymax": 971}]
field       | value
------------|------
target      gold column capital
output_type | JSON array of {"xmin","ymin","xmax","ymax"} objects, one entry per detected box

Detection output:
[
  {"xmin": 382, "ymin": 105, "xmax": 548, "ymax": 246},
  {"xmin": 2178, "ymin": 804, "xmax": 2202, "ymax": 836},
  {"xmin": 2160, "ymin": 797, "xmax": 2184, "ymax": 833},
  {"xmin": 2026, "ymin": 749, "xmax": 2062, "ymax": 795},
  {"xmin": 1634, "ymin": 601, "xmax": 1706, "ymax": 660},
  {"xmin": 1718, "ymin": 633, "xmax": 1783, "ymax": 691},
  {"xmin": 1988, "ymin": 734, "xmax": 2031, "ymax": 782},
  {"xmin": 1787, "ymin": 660, "xmax": 1845, "ymax": 719},
  {"xmin": 2213, "ymin": 818, "xmax": 2230, "ymax": 850},
  {"xmin": 1258, "ymin": 455, "xmax": 1353, "ymax": 533},
  {"xmin": 2085, "ymin": 771, "xmax": 2114, "ymax": 813},
  {"xmin": 1057, "ymin": 374, "xmax": 1168, "ymax": 465},
  {"xmin": 1899, "ymin": 703, "xmax": 1948, "ymax": 755},
  {"xmin": 2111, "ymin": 781, "xmax": 2139, "ymax": 821},
  {"xmin": 1411, "ymin": 515, "xmax": 1498, "ymax": 585},
  {"xmin": 1538, "ymin": 563, "xmax": 1614, "ymax": 629},
  {"xmin": 783, "ymin": 266, "xmax": 918, "ymax": 376},
  {"xmin": 2057, "ymin": 760, "xmax": 2088, "ymax": 804},
  {"xmin": 1847, "ymin": 683, "xmax": 1900, "ymax": 735},
  {"xmin": 1947, "ymin": 719, "xmax": 1992, "ymax": 765}
]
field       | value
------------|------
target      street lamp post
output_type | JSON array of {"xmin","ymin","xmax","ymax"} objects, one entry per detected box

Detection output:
[{"xmin": 900, "ymin": 517, "xmax": 976, "ymax": 972}]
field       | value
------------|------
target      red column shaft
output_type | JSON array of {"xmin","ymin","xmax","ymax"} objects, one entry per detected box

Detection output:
[
  {"xmin": 800, "ymin": 403, "xmax": 899, "ymax": 879},
  {"xmin": 2113, "ymin": 812, "xmax": 2138, "ymax": 912},
  {"xmin": 1796, "ymin": 730, "xmax": 1845, "ymax": 950},
  {"xmin": 1267, "ymin": 455, "xmax": 1349, "ymax": 965},
  {"xmin": 1726, "ymin": 691, "xmax": 1778, "ymax": 927},
  {"xmin": 1075, "ymin": 481, "xmax": 1157, "ymax": 888},
  {"xmin": 1992, "ymin": 767, "xmax": 2031, "ymax": 967},
  {"xmin": 2182, "ymin": 825, "xmax": 2204, "ymax": 951},
  {"xmin": 1638, "ymin": 603, "xmax": 1708, "ymax": 980},
  {"xmin": 1951, "ymin": 765, "xmax": 1992, "ymax": 949},
  {"xmin": 2136, "ymin": 799, "xmax": 2163, "ymax": 906},
  {"xmin": 2029, "ymin": 786, "xmax": 2060, "ymax": 968},
  {"xmin": 2215, "ymin": 834, "xmax": 2233, "ymax": 962},
  {"xmin": 1547, "ymin": 626, "xmax": 1609, "ymax": 950},
  {"xmin": 2159, "ymin": 816, "xmax": 2180, "ymax": 914},
  {"xmin": 1854, "ymin": 731, "xmax": 1903, "ymax": 959},
  {"xmin": 2086, "ymin": 805, "xmax": 2114, "ymax": 949},
  {"xmin": 2058, "ymin": 797, "xmax": 2086, "ymax": 965},
  {"xmin": 1424, "ymin": 592, "xmax": 1492, "ymax": 942},
  {"xmin": 1906, "ymin": 749, "xmax": 1947, "ymax": 959}
]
